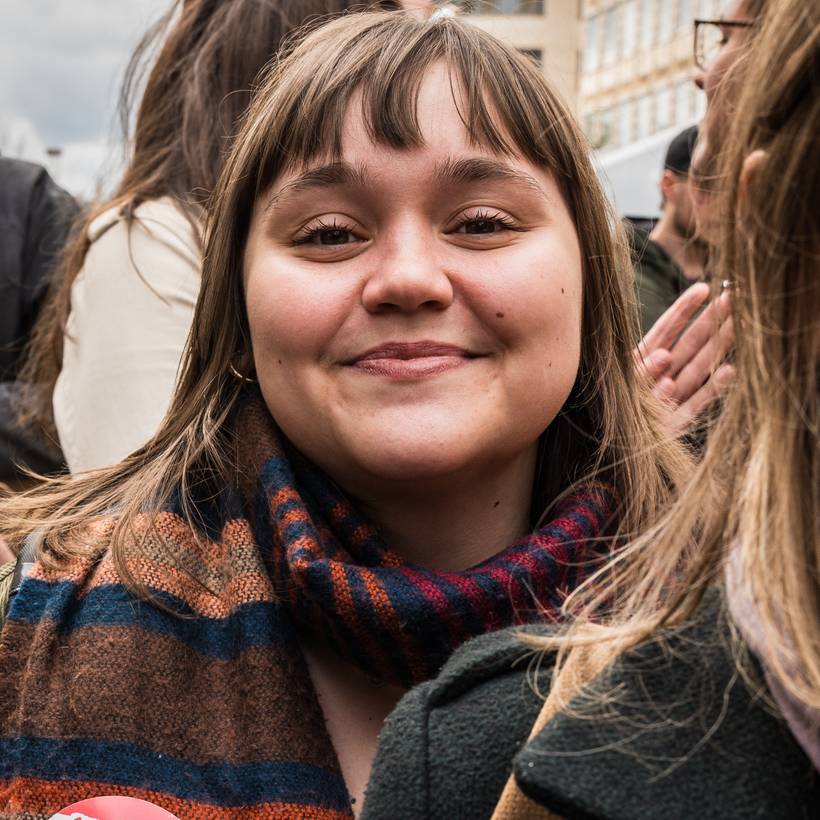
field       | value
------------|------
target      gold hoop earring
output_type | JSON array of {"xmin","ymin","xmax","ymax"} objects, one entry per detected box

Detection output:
[{"xmin": 228, "ymin": 362, "xmax": 256, "ymax": 383}]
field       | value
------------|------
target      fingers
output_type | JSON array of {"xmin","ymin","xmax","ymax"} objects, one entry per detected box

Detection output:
[
  {"xmin": 638, "ymin": 282, "xmax": 711, "ymax": 357},
  {"xmin": 653, "ymin": 375, "xmax": 677, "ymax": 400},
  {"xmin": 0, "ymin": 537, "xmax": 15, "ymax": 564},
  {"xmin": 636, "ymin": 347, "xmax": 672, "ymax": 380},
  {"xmin": 666, "ymin": 363, "xmax": 736, "ymax": 437},
  {"xmin": 665, "ymin": 289, "xmax": 732, "ymax": 379},
  {"xmin": 668, "ymin": 315, "xmax": 735, "ymax": 403}
]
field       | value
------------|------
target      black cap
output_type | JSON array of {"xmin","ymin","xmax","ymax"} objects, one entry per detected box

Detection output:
[{"xmin": 664, "ymin": 125, "xmax": 698, "ymax": 174}]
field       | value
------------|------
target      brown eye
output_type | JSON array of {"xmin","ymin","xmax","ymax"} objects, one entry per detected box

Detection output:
[
  {"xmin": 451, "ymin": 210, "xmax": 522, "ymax": 238},
  {"xmin": 292, "ymin": 220, "xmax": 363, "ymax": 248},
  {"xmin": 464, "ymin": 220, "xmax": 498, "ymax": 235},
  {"xmin": 318, "ymin": 228, "xmax": 352, "ymax": 245}
]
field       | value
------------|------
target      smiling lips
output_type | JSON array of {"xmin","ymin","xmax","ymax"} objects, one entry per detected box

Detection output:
[{"xmin": 350, "ymin": 342, "xmax": 478, "ymax": 379}]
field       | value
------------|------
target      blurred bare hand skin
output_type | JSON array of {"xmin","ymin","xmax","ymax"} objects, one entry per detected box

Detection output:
[
  {"xmin": 636, "ymin": 282, "xmax": 736, "ymax": 437},
  {"xmin": 0, "ymin": 538, "xmax": 14, "ymax": 563},
  {"xmin": 0, "ymin": 482, "xmax": 18, "ymax": 561}
]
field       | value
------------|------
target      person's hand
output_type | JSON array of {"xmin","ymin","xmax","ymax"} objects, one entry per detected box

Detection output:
[
  {"xmin": 635, "ymin": 282, "xmax": 736, "ymax": 437},
  {"xmin": 0, "ymin": 482, "xmax": 17, "ymax": 562}
]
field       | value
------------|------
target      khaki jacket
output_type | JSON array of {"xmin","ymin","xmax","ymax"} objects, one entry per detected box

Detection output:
[{"xmin": 53, "ymin": 197, "xmax": 200, "ymax": 473}]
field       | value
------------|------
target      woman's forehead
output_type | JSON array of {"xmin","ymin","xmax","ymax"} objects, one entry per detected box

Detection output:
[
  {"xmin": 276, "ymin": 65, "xmax": 532, "ymax": 182},
  {"xmin": 345, "ymin": 62, "xmax": 466, "ymax": 136}
]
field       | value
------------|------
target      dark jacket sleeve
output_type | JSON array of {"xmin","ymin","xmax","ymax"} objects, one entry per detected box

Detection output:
[
  {"xmin": 363, "ymin": 627, "xmax": 555, "ymax": 820},
  {"xmin": 18, "ymin": 163, "xmax": 79, "ymax": 367},
  {"xmin": 0, "ymin": 383, "xmax": 63, "ymax": 480},
  {"xmin": 0, "ymin": 158, "xmax": 79, "ymax": 378},
  {"xmin": 0, "ymin": 158, "xmax": 75, "ymax": 478},
  {"xmin": 514, "ymin": 589, "xmax": 819, "ymax": 820},
  {"xmin": 628, "ymin": 225, "xmax": 686, "ymax": 336}
]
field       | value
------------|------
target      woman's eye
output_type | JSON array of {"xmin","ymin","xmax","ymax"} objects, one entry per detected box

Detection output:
[
  {"xmin": 452, "ymin": 212, "xmax": 522, "ymax": 237},
  {"xmin": 293, "ymin": 222, "xmax": 362, "ymax": 248},
  {"xmin": 315, "ymin": 228, "xmax": 354, "ymax": 245},
  {"xmin": 463, "ymin": 219, "xmax": 500, "ymax": 235}
]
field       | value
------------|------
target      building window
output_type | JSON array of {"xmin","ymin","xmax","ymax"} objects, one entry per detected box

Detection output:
[
  {"xmin": 637, "ymin": 93, "xmax": 653, "ymax": 138},
  {"xmin": 622, "ymin": 0, "xmax": 639, "ymax": 58},
  {"xmin": 465, "ymin": 1, "xmax": 545, "ymax": 13},
  {"xmin": 640, "ymin": 0, "xmax": 655, "ymax": 50},
  {"xmin": 602, "ymin": 6, "xmax": 618, "ymax": 67},
  {"xmin": 586, "ymin": 108, "xmax": 615, "ymax": 150},
  {"xmin": 677, "ymin": 0, "xmax": 693, "ymax": 30},
  {"xmin": 674, "ymin": 79, "xmax": 691, "ymax": 123},
  {"xmin": 656, "ymin": 85, "xmax": 672, "ymax": 130},
  {"xmin": 584, "ymin": 13, "xmax": 601, "ymax": 72},
  {"xmin": 619, "ymin": 99, "xmax": 636, "ymax": 146},
  {"xmin": 658, "ymin": 0, "xmax": 674, "ymax": 43},
  {"xmin": 694, "ymin": 86, "xmax": 707, "ymax": 119},
  {"xmin": 600, "ymin": 107, "xmax": 616, "ymax": 150}
]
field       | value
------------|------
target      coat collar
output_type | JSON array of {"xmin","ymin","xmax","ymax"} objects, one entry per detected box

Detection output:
[{"xmin": 512, "ymin": 589, "xmax": 818, "ymax": 819}]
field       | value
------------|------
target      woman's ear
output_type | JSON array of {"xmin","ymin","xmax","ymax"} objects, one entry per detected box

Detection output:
[{"xmin": 739, "ymin": 150, "xmax": 769, "ymax": 216}]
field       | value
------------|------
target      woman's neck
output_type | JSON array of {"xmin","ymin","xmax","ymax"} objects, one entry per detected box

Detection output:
[{"xmin": 352, "ymin": 449, "xmax": 537, "ymax": 571}]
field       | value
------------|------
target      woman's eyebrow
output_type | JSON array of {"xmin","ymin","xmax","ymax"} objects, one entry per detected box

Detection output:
[
  {"xmin": 433, "ymin": 157, "xmax": 546, "ymax": 196},
  {"xmin": 265, "ymin": 156, "xmax": 546, "ymax": 215},
  {"xmin": 265, "ymin": 161, "xmax": 367, "ymax": 213}
]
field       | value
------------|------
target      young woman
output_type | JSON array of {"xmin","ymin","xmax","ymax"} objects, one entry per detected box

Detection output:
[
  {"xmin": 363, "ymin": 2, "xmax": 819, "ymax": 817},
  {"xmin": 0, "ymin": 11, "xmax": 690, "ymax": 818},
  {"xmin": 20, "ymin": 0, "xmax": 379, "ymax": 474}
]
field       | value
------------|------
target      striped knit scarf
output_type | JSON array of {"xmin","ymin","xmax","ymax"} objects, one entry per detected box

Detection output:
[{"xmin": 0, "ymin": 397, "xmax": 613, "ymax": 819}]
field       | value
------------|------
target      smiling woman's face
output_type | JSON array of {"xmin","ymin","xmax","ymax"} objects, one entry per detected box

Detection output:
[{"xmin": 242, "ymin": 64, "xmax": 583, "ymax": 497}]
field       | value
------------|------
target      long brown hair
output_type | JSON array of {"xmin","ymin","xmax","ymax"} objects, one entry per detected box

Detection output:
[
  {"xmin": 2, "ymin": 12, "xmax": 690, "ymax": 600},
  {"xmin": 542, "ymin": 0, "xmax": 819, "ymax": 714},
  {"xmin": 20, "ymin": 0, "xmax": 378, "ymax": 437}
]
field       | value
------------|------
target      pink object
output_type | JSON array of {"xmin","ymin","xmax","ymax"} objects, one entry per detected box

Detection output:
[{"xmin": 50, "ymin": 796, "xmax": 179, "ymax": 820}]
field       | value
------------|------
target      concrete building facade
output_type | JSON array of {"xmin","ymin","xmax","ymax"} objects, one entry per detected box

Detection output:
[
  {"xmin": 576, "ymin": 1, "xmax": 732, "ymax": 216},
  {"xmin": 461, "ymin": 1, "xmax": 583, "ymax": 110},
  {"xmin": 579, "ymin": 0, "xmax": 724, "ymax": 153}
]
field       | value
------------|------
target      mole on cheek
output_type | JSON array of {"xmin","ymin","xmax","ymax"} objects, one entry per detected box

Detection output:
[
  {"xmin": 561, "ymin": 288, "xmax": 565, "ymax": 294},
  {"xmin": 495, "ymin": 312, "xmax": 505, "ymax": 319}
]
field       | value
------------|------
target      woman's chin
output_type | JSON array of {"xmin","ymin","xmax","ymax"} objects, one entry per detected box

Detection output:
[
  {"xmin": 325, "ymin": 427, "xmax": 534, "ymax": 495},
  {"xmin": 319, "ymin": 432, "xmax": 498, "ymax": 491}
]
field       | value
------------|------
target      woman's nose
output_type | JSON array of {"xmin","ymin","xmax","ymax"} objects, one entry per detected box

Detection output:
[{"xmin": 361, "ymin": 234, "xmax": 454, "ymax": 315}]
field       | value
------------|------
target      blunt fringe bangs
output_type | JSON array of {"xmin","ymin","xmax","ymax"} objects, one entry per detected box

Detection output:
[{"xmin": 246, "ymin": 13, "xmax": 576, "ymax": 228}]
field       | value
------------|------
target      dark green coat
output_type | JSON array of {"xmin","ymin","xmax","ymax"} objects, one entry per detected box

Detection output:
[
  {"xmin": 362, "ymin": 591, "xmax": 818, "ymax": 819},
  {"xmin": 630, "ymin": 226, "xmax": 691, "ymax": 336}
]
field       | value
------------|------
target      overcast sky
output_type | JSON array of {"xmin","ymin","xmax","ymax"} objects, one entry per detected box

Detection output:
[{"xmin": 0, "ymin": 0, "xmax": 170, "ymax": 198}]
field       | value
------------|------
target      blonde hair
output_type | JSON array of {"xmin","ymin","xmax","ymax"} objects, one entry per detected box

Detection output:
[
  {"xmin": 1, "ymin": 12, "xmax": 688, "ymax": 598},
  {"xmin": 543, "ymin": 0, "xmax": 819, "ymax": 715}
]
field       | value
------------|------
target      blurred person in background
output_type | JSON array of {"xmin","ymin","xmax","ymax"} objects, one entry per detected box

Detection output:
[
  {"xmin": 690, "ymin": 0, "xmax": 766, "ymax": 239},
  {"xmin": 0, "ymin": 156, "xmax": 76, "ymax": 485},
  {"xmin": 628, "ymin": 0, "xmax": 769, "ymax": 430},
  {"xmin": 631, "ymin": 125, "xmax": 707, "ymax": 335},
  {"xmin": 363, "ymin": 1, "xmax": 817, "ymax": 817},
  {"xmin": 19, "ymin": 0, "xmax": 391, "ymax": 475}
]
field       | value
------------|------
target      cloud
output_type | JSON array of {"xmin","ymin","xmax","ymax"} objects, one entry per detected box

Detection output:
[{"xmin": 0, "ymin": 0, "xmax": 169, "ymax": 195}]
